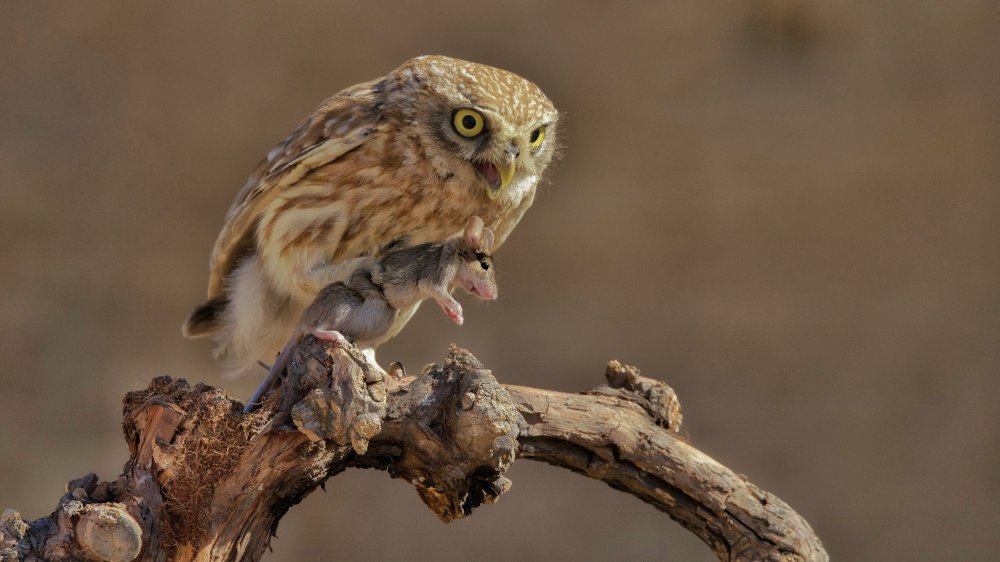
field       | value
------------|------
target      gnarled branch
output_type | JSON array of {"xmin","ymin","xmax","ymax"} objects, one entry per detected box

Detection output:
[{"xmin": 0, "ymin": 339, "xmax": 827, "ymax": 562}]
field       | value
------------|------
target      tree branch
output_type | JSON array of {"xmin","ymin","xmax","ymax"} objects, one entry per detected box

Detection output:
[{"xmin": 0, "ymin": 339, "xmax": 827, "ymax": 562}]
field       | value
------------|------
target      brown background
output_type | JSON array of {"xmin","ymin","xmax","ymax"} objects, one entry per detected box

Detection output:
[{"xmin": 1, "ymin": 2, "xmax": 998, "ymax": 560}]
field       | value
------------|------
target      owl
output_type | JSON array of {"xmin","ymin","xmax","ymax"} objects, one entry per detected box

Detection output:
[{"xmin": 182, "ymin": 55, "xmax": 559, "ymax": 376}]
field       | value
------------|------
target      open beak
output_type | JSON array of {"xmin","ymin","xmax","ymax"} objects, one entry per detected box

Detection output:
[{"xmin": 474, "ymin": 160, "xmax": 516, "ymax": 199}]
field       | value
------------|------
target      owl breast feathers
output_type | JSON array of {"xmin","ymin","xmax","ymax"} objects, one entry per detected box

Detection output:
[{"xmin": 183, "ymin": 55, "xmax": 559, "ymax": 376}]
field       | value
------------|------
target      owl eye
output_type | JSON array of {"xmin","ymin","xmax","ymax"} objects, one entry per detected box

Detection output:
[
  {"xmin": 453, "ymin": 109, "xmax": 485, "ymax": 138},
  {"xmin": 529, "ymin": 125, "xmax": 546, "ymax": 149}
]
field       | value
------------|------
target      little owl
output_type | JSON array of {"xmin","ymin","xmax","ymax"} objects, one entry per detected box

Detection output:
[{"xmin": 182, "ymin": 55, "xmax": 559, "ymax": 375}]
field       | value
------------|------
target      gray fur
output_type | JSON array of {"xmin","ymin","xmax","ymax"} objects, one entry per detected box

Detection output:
[{"xmin": 244, "ymin": 219, "xmax": 496, "ymax": 412}]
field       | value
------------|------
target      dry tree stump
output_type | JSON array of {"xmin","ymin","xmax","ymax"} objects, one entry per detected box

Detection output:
[{"xmin": 0, "ymin": 338, "xmax": 828, "ymax": 562}]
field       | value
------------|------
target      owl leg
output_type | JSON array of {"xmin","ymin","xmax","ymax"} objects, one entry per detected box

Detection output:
[{"xmin": 358, "ymin": 347, "xmax": 388, "ymax": 378}]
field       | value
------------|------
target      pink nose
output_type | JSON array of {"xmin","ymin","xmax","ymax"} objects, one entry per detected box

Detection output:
[
  {"xmin": 464, "ymin": 279, "xmax": 497, "ymax": 300},
  {"xmin": 469, "ymin": 283, "xmax": 497, "ymax": 301},
  {"xmin": 476, "ymin": 283, "xmax": 497, "ymax": 300}
]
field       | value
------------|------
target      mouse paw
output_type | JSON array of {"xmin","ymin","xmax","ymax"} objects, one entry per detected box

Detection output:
[
  {"xmin": 447, "ymin": 307, "xmax": 464, "ymax": 326},
  {"xmin": 443, "ymin": 302, "xmax": 464, "ymax": 325},
  {"xmin": 313, "ymin": 329, "xmax": 348, "ymax": 346}
]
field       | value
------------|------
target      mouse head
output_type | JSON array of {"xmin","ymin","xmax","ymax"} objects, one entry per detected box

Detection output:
[{"xmin": 456, "ymin": 216, "xmax": 497, "ymax": 300}]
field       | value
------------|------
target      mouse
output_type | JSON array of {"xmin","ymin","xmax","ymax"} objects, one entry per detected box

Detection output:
[{"xmin": 243, "ymin": 216, "xmax": 497, "ymax": 413}]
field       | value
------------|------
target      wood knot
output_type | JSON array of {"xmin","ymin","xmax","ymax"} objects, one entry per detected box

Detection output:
[
  {"xmin": 603, "ymin": 360, "xmax": 683, "ymax": 431},
  {"xmin": 1, "ymin": 509, "xmax": 28, "ymax": 550},
  {"xmin": 399, "ymin": 349, "xmax": 520, "ymax": 523},
  {"xmin": 286, "ymin": 341, "xmax": 387, "ymax": 455},
  {"xmin": 74, "ymin": 504, "xmax": 142, "ymax": 562}
]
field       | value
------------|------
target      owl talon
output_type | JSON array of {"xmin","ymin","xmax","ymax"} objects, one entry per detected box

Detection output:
[{"xmin": 388, "ymin": 361, "xmax": 406, "ymax": 379}]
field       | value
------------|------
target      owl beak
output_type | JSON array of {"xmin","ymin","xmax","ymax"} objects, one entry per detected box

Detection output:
[
  {"xmin": 497, "ymin": 161, "xmax": 515, "ymax": 191},
  {"xmin": 475, "ymin": 159, "xmax": 517, "ymax": 199}
]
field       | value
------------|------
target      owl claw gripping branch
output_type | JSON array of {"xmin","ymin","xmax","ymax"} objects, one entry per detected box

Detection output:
[
  {"xmin": 182, "ymin": 55, "xmax": 557, "ymax": 381},
  {"xmin": 243, "ymin": 216, "xmax": 498, "ymax": 413}
]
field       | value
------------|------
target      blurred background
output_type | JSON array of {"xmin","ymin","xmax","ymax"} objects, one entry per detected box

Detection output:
[{"xmin": 2, "ymin": 2, "xmax": 998, "ymax": 560}]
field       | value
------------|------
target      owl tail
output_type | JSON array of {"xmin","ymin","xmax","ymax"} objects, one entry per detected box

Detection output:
[{"xmin": 182, "ymin": 295, "xmax": 228, "ymax": 338}]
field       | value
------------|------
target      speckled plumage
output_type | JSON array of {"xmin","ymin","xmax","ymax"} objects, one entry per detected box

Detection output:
[{"xmin": 183, "ymin": 56, "xmax": 558, "ymax": 376}]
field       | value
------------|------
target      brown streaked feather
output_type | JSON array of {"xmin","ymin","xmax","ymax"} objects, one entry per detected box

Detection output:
[
  {"xmin": 205, "ymin": 80, "xmax": 384, "ymax": 299},
  {"xmin": 181, "ymin": 295, "xmax": 228, "ymax": 338},
  {"xmin": 186, "ymin": 55, "xmax": 559, "ymax": 374}
]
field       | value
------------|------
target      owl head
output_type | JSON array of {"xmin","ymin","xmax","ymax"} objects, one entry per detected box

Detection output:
[{"xmin": 378, "ymin": 55, "xmax": 559, "ymax": 203}]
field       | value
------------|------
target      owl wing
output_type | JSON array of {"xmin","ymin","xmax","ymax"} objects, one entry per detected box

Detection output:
[{"xmin": 205, "ymin": 79, "xmax": 384, "ymax": 299}]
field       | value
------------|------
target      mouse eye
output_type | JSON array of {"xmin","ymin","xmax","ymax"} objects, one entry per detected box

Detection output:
[{"xmin": 479, "ymin": 260, "xmax": 490, "ymax": 270}]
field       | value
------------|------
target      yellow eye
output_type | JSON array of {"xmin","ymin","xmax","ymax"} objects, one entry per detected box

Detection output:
[
  {"xmin": 453, "ymin": 109, "xmax": 485, "ymax": 138},
  {"xmin": 529, "ymin": 125, "xmax": 546, "ymax": 149}
]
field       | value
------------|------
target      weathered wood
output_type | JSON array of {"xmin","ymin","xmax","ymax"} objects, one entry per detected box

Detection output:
[
  {"xmin": 506, "ymin": 362, "xmax": 826, "ymax": 562},
  {"xmin": 0, "ymin": 340, "xmax": 827, "ymax": 562}
]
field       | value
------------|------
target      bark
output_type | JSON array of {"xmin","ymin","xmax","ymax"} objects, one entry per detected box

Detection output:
[{"xmin": 0, "ymin": 338, "xmax": 827, "ymax": 562}]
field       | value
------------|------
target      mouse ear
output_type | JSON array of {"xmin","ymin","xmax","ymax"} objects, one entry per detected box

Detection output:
[
  {"xmin": 481, "ymin": 227, "xmax": 495, "ymax": 253},
  {"xmin": 463, "ymin": 216, "xmax": 485, "ymax": 249}
]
